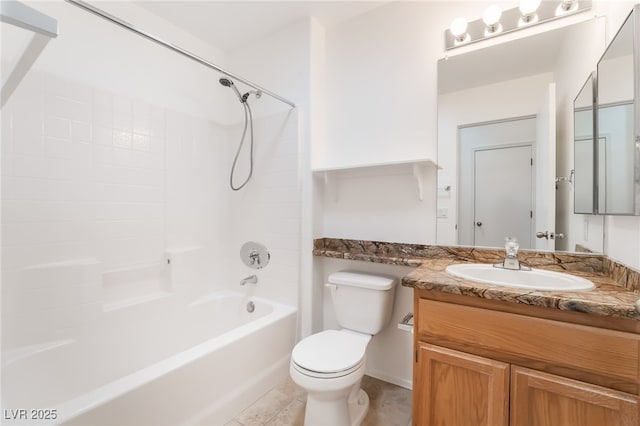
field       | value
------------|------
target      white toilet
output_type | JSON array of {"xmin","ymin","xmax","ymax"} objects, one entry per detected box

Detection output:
[{"xmin": 290, "ymin": 271, "xmax": 397, "ymax": 426}]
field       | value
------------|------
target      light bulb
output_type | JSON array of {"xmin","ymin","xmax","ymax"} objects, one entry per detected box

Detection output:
[
  {"xmin": 519, "ymin": 0, "xmax": 541, "ymax": 16},
  {"xmin": 450, "ymin": 17, "xmax": 468, "ymax": 42},
  {"xmin": 519, "ymin": 0, "xmax": 541, "ymax": 24},
  {"xmin": 561, "ymin": 0, "xmax": 576, "ymax": 11},
  {"xmin": 482, "ymin": 5, "xmax": 502, "ymax": 26},
  {"xmin": 483, "ymin": 5, "xmax": 502, "ymax": 34}
]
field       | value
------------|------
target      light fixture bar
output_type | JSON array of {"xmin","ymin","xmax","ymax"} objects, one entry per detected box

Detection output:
[{"xmin": 445, "ymin": 0, "xmax": 591, "ymax": 50}]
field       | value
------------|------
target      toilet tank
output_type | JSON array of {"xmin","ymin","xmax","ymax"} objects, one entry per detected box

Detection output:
[{"xmin": 327, "ymin": 271, "xmax": 397, "ymax": 335}]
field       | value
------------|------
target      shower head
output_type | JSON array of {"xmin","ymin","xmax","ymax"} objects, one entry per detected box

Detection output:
[
  {"xmin": 219, "ymin": 77, "xmax": 244, "ymax": 103},
  {"xmin": 219, "ymin": 77, "xmax": 233, "ymax": 87}
]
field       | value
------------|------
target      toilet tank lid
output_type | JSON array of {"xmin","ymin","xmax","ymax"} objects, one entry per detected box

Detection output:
[{"xmin": 328, "ymin": 271, "xmax": 396, "ymax": 290}]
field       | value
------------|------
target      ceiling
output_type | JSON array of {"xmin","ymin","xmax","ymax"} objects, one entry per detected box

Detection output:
[{"xmin": 134, "ymin": 1, "xmax": 392, "ymax": 51}]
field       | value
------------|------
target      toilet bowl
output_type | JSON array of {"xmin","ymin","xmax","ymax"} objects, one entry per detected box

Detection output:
[
  {"xmin": 290, "ymin": 271, "xmax": 397, "ymax": 426},
  {"xmin": 290, "ymin": 330, "xmax": 371, "ymax": 426}
]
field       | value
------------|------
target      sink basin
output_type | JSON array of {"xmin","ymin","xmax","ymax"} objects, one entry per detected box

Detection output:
[{"xmin": 445, "ymin": 263, "xmax": 594, "ymax": 292}]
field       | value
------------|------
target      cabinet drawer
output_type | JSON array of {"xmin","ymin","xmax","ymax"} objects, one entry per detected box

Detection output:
[{"xmin": 417, "ymin": 298, "xmax": 640, "ymax": 394}]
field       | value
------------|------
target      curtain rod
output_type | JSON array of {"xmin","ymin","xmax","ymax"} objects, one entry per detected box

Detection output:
[{"xmin": 64, "ymin": 0, "xmax": 296, "ymax": 108}]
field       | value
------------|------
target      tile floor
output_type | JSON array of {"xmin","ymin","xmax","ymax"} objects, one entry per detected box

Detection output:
[{"xmin": 225, "ymin": 375, "xmax": 412, "ymax": 426}]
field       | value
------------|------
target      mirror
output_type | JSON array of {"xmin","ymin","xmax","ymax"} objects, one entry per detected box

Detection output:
[
  {"xmin": 596, "ymin": 6, "xmax": 637, "ymax": 215},
  {"xmin": 573, "ymin": 73, "xmax": 596, "ymax": 214},
  {"xmin": 437, "ymin": 18, "xmax": 605, "ymax": 252}
]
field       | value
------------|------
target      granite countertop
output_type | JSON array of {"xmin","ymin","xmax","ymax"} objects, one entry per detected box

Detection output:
[
  {"xmin": 314, "ymin": 238, "xmax": 640, "ymax": 321},
  {"xmin": 403, "ymin": 258, "xmax": 640, "ymax": 321}
]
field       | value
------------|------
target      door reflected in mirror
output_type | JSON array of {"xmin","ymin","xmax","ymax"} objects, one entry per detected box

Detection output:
[{"xmin": 458, "ymin": 118, "xmax": 536, "ymax": 249}]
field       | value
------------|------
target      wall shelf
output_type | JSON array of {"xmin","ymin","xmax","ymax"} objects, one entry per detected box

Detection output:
[{"xmin": 313, "ymin": 158, "xmax": 439, "ymax": 201}]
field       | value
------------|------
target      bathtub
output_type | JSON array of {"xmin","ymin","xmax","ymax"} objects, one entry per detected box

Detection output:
[{"xmin": 1, "ymin": 291, "xmax": 298, "ymax": 425}]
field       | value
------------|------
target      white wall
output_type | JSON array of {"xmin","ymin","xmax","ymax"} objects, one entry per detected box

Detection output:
[
  {"xmin": 321, "ymin": 1, "xmax": 438, "ymax": 169},
  {"xmin": 1, "ymin": 1, "xmax": 236, "ymax": 353},
  {"xmin": 308, "ymin": 19, "xmax": 327, "ymax": 336},
  {"xmin": 226, "ymin": 110, "xmax": 300, "ymax": 307},
  {"xmin": 27, "ymin": 0, "xmax": 228, "ymax": 123},
  {"xmin": 221, "ymin": 17, "xmax": 326, "ymax": 339}
]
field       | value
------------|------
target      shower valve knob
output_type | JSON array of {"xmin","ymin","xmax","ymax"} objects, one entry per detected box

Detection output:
[
  {"xmin": 241, "ymin": 242, "xmax": 270, "ymax": 270},
  {"xmin": 249, "ymin": 249, "xmax": 260, "ymax": 266}
]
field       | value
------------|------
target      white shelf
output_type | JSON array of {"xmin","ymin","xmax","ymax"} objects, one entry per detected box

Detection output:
[{"xmin": 313, "ymin": 158, "xmax": 439, "ymax": 201}]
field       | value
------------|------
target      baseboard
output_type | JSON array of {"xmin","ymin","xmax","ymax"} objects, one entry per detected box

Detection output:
[{"xmin": 364, "ymin": 367, "xmax": 413, "ymax": 390}]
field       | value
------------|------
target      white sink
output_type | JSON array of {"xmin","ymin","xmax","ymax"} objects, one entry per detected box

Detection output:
[{"xmin": 445, "ymin": 263, "xmax": 594, "ymax": 292}]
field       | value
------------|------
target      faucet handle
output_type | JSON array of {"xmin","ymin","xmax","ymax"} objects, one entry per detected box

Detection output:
[
  {"xmin": 505, "ymin": 237, "xmax": 519, "ymax": 257},
  {"xmin": 241, "ymin": 242, "xmax": 270, "ymax": 270},
  {"xmin": 249, "ymin": 249, "xmax": 260, "ymax": 266}
]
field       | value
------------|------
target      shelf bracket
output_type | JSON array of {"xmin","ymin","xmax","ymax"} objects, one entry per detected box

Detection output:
[
  {"xmin": 323, "ymin": 172, "xmax": 339, "ymax": 202},
  {"xmin": 413, "ymin": 163, "xmax": 426, "ymax": 201}
]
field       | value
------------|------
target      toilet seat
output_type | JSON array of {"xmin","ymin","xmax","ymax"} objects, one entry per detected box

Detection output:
[
  {"xmin": 291, "ymin": 330, "xmax": 369, "ymax": 378},
  {"xmin": 292, "ymin": 356, "xmax": 365, "ymax": 379}
]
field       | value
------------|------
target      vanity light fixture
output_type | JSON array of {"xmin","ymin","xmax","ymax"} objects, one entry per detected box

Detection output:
[{"xmin": 445, "ymin": 0, "xmax": 591, "ymax": 50}]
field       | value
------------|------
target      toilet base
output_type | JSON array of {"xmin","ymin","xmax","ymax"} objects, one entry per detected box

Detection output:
[
  {"xmin": 348, "ymin": 388, "xmax": 370, "ymax": 426},
  {"xmin": 303, "ymin": 384, "xmax": 369, "ymax": 426}
]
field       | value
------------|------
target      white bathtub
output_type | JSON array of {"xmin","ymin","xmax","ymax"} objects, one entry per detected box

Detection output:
[{"xmin": 1, "ymin": 291, "xmax": 298, "ymax": 425}]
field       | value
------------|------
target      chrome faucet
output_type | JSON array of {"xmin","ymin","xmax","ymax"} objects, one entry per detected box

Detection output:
[
  {"xmin": 494, "ymin": 237, "xmax": 531, "ymax": 271},
  {"xmin": 240, "ymin": 274, "xmax": 258, "ymax": 286},
  {"xmin": 249, "ymin": 249, "xmax": 261, "ymax": 267}
]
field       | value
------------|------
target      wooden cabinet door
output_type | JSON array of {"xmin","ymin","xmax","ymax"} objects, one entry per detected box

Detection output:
[
  {"xmin": 511, "ymin": 366, "xmax": 639, "ymax": 426},
  {"xmin": 414, "ymin": 342, "xmax": 509, "ymax": 426}
]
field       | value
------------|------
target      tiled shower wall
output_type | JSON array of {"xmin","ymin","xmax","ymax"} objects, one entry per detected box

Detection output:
[
  {"xmin": 1, "ymin": 68, "xmax": 231, "ymax": 351},
  {"xmin": 230, "ymin": 109, "xmax": 300, "ymax": 307}
]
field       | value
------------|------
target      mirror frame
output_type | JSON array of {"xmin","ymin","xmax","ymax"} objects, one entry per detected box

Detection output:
[{"xmin": 573, "ymin": 72, "xmax": 598, "ymax": 215}]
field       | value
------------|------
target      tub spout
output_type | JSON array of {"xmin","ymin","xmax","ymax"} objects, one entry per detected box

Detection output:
[{"xmin": 240, "ymin": 275, "xmax": 258, "ymax": 286}]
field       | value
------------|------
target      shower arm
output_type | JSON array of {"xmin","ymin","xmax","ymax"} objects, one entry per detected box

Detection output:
[{"xmin": 64, "ymin": 0, "xmax": 296, "ymax": 108}]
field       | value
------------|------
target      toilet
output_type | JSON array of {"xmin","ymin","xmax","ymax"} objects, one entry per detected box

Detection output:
[{"xmin": 290, "ymin": 271, "xmax": 397, "ymax": 426}]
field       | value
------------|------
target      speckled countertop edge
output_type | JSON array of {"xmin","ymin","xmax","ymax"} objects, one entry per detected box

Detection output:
[{"xmin": 314, "ymin": 238, "xmax": 640, "ymax": 321}]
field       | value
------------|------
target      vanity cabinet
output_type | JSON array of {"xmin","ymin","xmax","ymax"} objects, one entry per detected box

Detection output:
[
  {"xmin": 412, "ymin": 291, "xmax": 640, "ymax": 426},
  {"xmin": 511, "ymin": 366, "xmax": 638, "ymax": 426},
  {"xmin": 414, "ymin": 343, "xmax": 509, "ymax": 426}
]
